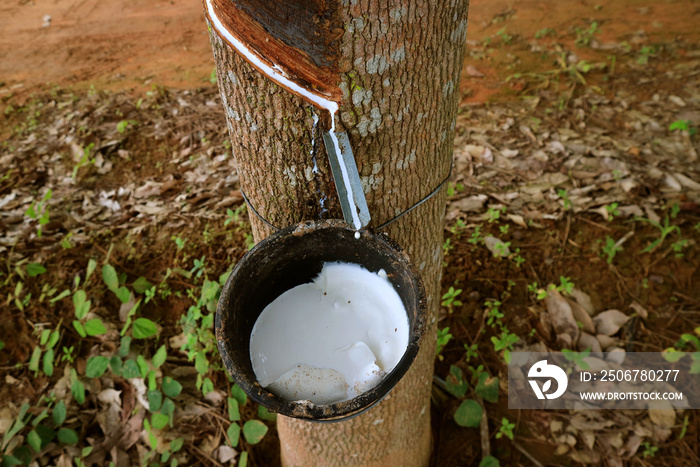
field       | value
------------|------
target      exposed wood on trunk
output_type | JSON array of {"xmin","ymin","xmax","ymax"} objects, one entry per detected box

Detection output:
[
  {"xmin": 208, "ymin": 0, "xmax": 469, "ymax": 464},
  {"xmin": 210, "ymin": 0, "xmax": 343, "ymax": 103}
]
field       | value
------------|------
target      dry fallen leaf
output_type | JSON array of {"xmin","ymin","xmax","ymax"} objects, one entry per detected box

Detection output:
[
  {"xmin": 118, "ymin": 293, "xmax": 137, "ymax": 323},
  {"xmin": 569, "ymin": 449, "xmax": 601, "ymax": 464},
  {"xmin": 570, "ymin": 413, "xmax": 615, "ymax": 431},
  {"xmin": 0, "ymin": 407, "xmax": 15, "ymax": 434},
  {"xmin": 134, "ymin": 181, "xmax": 163, "ymax": 199},
  {"xmin": 577, "ymin": 332, "xmax": 602, "ymax": 354},
  {"xmin": 484, "ymin": 235, "xmax": 511, "ymax": 257},
  {"xmin": 629, "ymin": 302, "xmax": 648, "ymax": 319},
  {"xmin": 130, "ymin": 378, "xmax": 149, "ymax": 410},
  {"xmin": 451, "ymin": 195, "xmax": 487, "ymax": 213},
  {"xmin": 55, "ymin": 453, "xmax": 73, "ymax": 467},
  {"xmin": 621, "ymin": 433, "xmax": 642, "ymax": 458},
  {"xmin": 506, "ymin": 213, "xmax": 527, "ymax": 228},
  {"xmin": 568, "ymin": 298, "xmax": 596, "ymax": 334},
  {"xmin": 216, "ymin": 445, "xmax": 238, "ymax": 463},
  {"xmin": 466, "ymin": 65, "xmax": 485, "ymax": 77},
  {"xmin": 606, "ymin": 348, "xmax": 626, "ymax": 364},
  {"xmin": 96, "ymin": 399, "xmax": 122, "ymax": 439},
  {"xmin": 97, "ymin": 389, "xmax": 123, "ymax": 407},
  {"xmin": 550, "ymin": 419, "xmax": 564, "ymax": 435},
  {"xmin": 648, "ymin": 400, "xmax": 676, "ymax": 429},
  {"xmin": 663, "ymin": 173, "xmax": 682, "ymax": 191},
  {"xmin": 593, "ymin": 309, "xmax": 630, "ymax": 336},
  {"xmin": 595, "ymin": 334, "xmax": 617, "ymax": 350},
  {"xmin": 204, "ymin": 389, "xmax": 225, "ymax": 406},
  {"xmin": 554, "ymin": 444, "xmax": 569, "ymax": 456},
  {"xmin": 570, "ymin": 288, "xmax": 595, "ymax": 316},
  {"xmin": 674, "ymin": 172, "xmax": 700, "ymax": 191},
  {"xmin": 581, "ymin": 429, "xmax": 596, "ymax": 450},
  {"xmin": 591, "ymin": 205, "xmax": 610, "ymax": 221},
  {"xmin": 545, "ymin": 289, "xmax": 579, "ymax": 347}
]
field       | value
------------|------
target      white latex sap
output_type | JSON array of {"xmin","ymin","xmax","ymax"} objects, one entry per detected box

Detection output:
[{"xmin": 249, "ymin": 262, "xmax": 409, "ymax": 404}]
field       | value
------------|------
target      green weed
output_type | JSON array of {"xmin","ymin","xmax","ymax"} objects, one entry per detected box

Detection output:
[
  {"xmin": 602, "ymin": 236, "xmax": 623, "ymax": 264},
  {"xmin": 535, "ymin": 28, "xmax": 556, "ymax": 39},
  {"xmin": 437, "ymin": 327, "xmax": 453, "ymax": 361},
  {"xmin": 574, "ymin": 22, "xmax": 600, "ymax": 47},
  {"xmin": 442, "ymin": 287, "xmax": 463, "ymax": 314},
  {"xmin": 24, "ymin": 189, "xmax": 52, "ymax": 238},
  {"xmin": 669, "ymin": 119, "xmax": 697, "ymax": 136},
  {"xmin": 496, "ymin": 417, "xmax": 515, "ymax": 440},
  {"xmin": 642, "ymin": 442, "xmax": 658, "ymax": 458}
]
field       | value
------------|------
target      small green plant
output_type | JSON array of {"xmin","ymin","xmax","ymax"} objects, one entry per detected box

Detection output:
[
  {"xmin": 496, "ymin": 417, "xmax": 515, "ymax": 440},
  {"xmin": 444, "ymin": 365, "xmax": 468, "ymax": 398},
  {"xmin": 116, "ymin": 119, "xmax": 137, "ymax": 133},
  {"xmin": 637, "ymin": 46, "xmax": 656, "ymax": 65},
  {"xmin": 562, "ymin": 349, "xmax": 591, "ymax": 370},
  {"xmin": 180, "ymin": 271, "xmax": 230, "ymax": 394},
  {"xmin": 469, "ymin": 225, "xmax": 484, "ymax": 245},
  {"xmin": 641, "ymin": 441, "xmax": 658, "ymax": 458},
  {"xmin": 447, "ymin": 182, "xmax": 465, "ymax": 197},
  {"xmin": 528, "ymin": 282, "xmax": 545, "ymax": 300},
  {"xmin": 27, "ymin": 323, "xmax": 61, "ymax": 376},
  {"xmin": 491, "ymin": 330, "xmax": 519, "ymax": 363},
  {"xmin": 557, "ymin": 276, "xmax": 575, "ymax": 295},
  {"xmin": 436, "ymin": 327, "xmax": 453, "ymax": 361},
  {"xmin": 669, "ymin": 119, "xmax": 697, "ymax": 136},
  {"xmin": 448, "ymin": 368, "xmax": 499, "ymax": 429},
  {"xmin": 172, "ymin": 235, "xmax": 187, "ymax": 251},
  {"xmin": 602, "ymin": 235, "xmax": 623, "ymax": 264},
  {"xmin": 0, "ymin": 395, "xmax": 81, "ymax": 465},
  {"xmin": 443, "ymin": 238, "xmax": 454, "ymax": 256},
  {"xmin": 450, "ymin": 218, "xmax": 467, "ymax": 235},
  {"xmin": 72, "ymin": 143, "xmax": 95, "ymax": 179},
  {"xmin": 605, "ymin": 203, "xmax": 620, "ymax": 221},
  {"xmin": 61, "ymin": 232, "xmax": 74, "ymax": 249},
  {"xmin": 535, "ymin": 28, "xmax": 556, "ymax": 39},
  {"xmin": 496, "ymin": 27, "xmax": 513, "ymax": 44},
  {"xmin": 499, "ymin": 224, "xmax": 509, "ymax": 235},
  {"xmin": 636, "ymin": 209, "xmax": 682, "ymax": 254},
  {"xmin": 679, "ymin": 414, "xmax": 690, "ymax": 440},
  {"xmin": 663, "ymin": 329, "xmax": 700, "ymax": 374},
  {"xmin": 464, "ymin": 343, "xmax": 478, "ymax": 362},
  {"xmin": 511, "ymin": 248, "xmax": 525, "ymax": 267},
  {"xmin": 529, "ymin": 277, "xmax": 573, "ymax": 300},
  {"xmin": 492, "ymin": 240, "xmax": 511, "ymax": 258},
  {"xmin": 486, "ymin": 206, "xmax": 506, "ymax": 224},
  {"xmin": 574, "ymin": 21, "xmax": 600, "ymax": 47},
  {"xmin": 442, "ymin": 287, "xmax": 463, "ymax": 314},
  {"xmin": 210, "ymin": 67, "xmax": 218, "ymax": 84},
  {"xmin": 485, "ymin": 300, "xmax": 504, "ymax": 328},
  {"xmin": 25, "ymin": 189, "xmax": 52, "ymax": 237},
  {"xmin": 9, "ymin": 281, "xmax": 31, "ymax": 312},
  {"xmin": 671, "ymin": 239, "xmax": 689, "ymax": 258},
  {"xmin": 557, "ymin": 189, "xmax": 572, "ymax": 210}
]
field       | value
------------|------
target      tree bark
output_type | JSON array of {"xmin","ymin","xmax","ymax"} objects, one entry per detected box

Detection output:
[{"xmin": 207, "ymin": 0, "xmax": 469, "ymax": 465}]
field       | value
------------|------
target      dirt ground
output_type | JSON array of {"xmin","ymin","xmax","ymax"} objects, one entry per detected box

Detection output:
[
  {"xmin": 1, "ymin": 0, "xmax": 699, "ymax": 466},
  {"xmin": 3, "ymin": 0, "xmax": 699, "ymax": 98}
]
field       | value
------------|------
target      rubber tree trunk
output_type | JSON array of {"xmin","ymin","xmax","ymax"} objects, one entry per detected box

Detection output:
[{"xmin": 206, "ymin": 1, "xmax": 469, "ymax": 465}]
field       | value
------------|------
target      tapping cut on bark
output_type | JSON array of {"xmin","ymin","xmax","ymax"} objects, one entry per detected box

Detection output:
[{"xmin": 207, "ymin": 0, "xmax": 343, "ymax": 105}]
